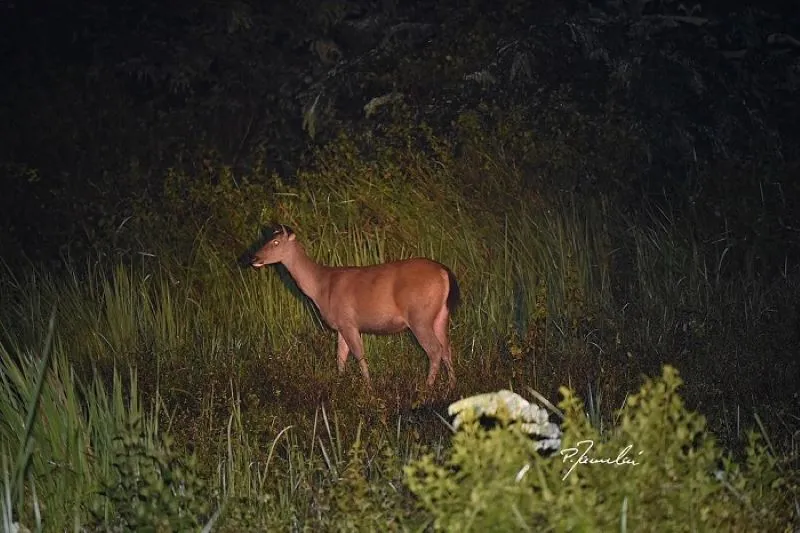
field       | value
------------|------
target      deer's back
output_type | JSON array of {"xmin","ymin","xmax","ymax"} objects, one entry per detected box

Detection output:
[{"xmin": 321, "ymin": 258, "xmax": 448, "ymax": 332}]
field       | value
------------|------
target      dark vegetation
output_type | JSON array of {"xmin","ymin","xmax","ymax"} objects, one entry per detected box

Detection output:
[{"xmin": 1, "ymin": 0, "xmax": 799, "ymax": 529}]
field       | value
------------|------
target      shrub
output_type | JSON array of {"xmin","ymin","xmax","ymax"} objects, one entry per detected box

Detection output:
[{"xmin": 405, "ymin": 366, "xmax": 798, "ymax": 531}]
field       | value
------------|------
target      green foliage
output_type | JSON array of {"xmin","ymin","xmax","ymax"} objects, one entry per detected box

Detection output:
[
  {"xmin": 135, "ymin": 159, "xmax": 274, "ymax": 258},
  {"xmin": 1, "ymin": 241, "xmax": 798, "ymax": 530},
  {"xmin": 2, "ymin": 1, "xmax": 799, "ymax": 529},
  {"xmin": 0, "ymin": 327, "xmax": 92, "ymax": 527},
  {"xmin": 406, "ymin": 413, "xmax": 547, "ymax": 531},
  {"xmin": 0, "ymin": 312, "xmax": 216, "ymax": 531},
  {"xmin": 4, "ymin": 112, "xmax": 797, "ymax": 423},
  {"xmin": 405, "ymin": 366, "xmax": 798, "ymax": 532},
  {"xmin": 92, "ymin": 417, "xmax": 210, "ymax": 531},
  {"xmin": 322, "ymin": 434, "xmax": 407, "ymax": 532}
]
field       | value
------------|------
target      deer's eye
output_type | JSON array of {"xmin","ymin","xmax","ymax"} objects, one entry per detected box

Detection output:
[{"xmin": 272, "ymin": 240, "xmax": 279, "ymax": 246}]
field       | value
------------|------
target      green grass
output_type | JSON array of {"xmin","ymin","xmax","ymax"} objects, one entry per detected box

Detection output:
[{"xmin": 1, "ymin": 135, "xmax": 798, "ymax": 529}]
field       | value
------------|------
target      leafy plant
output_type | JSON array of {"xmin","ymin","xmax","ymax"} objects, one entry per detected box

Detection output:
[
  {"xmin": 405, "ymin": 366, "xmax": 798, "ymax": 531},
  {"xmin": 92, "ymin": 417, "xmax": 211, "ymax": 531}
]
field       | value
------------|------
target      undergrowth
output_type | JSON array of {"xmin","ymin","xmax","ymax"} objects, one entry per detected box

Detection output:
[
  {"xmin": 0, "ymin": 129, "xmax": 797, "ymax": 530},
  {"xmin": 407, "ymin": 366, "xmax": 798, "ymax": 532}
]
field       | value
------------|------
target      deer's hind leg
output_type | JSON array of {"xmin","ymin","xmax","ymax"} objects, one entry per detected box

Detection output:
[
  {"xmin": 432, "ymin": 306, "xmax": 455, "ymax": 388},
  {"xmin": 408, "ymin": 318, "xmax": 444, "ymax": 388}
]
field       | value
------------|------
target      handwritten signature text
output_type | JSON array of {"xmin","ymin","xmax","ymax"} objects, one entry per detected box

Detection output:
[{"xmin": 560, "ymin": 439, "xmax": 643, "ymax": 480}]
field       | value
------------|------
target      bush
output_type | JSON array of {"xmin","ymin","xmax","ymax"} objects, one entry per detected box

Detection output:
[{"xmin": 405, "ymin": 366, "xmax": 798, "ymax": 532}]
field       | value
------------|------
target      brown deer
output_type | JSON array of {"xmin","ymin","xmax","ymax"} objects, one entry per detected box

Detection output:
[{"xmin": 249, "ymin": 225, "xmax": 459, "ymax": 389}]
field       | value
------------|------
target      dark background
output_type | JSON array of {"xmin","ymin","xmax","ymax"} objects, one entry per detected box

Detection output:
[{"xmin": 1, "ymin": 0, "xmax": 798, "ymax": 269}]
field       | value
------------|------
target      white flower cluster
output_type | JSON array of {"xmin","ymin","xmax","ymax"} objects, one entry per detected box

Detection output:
[{"xmin": 448, "ymin": 390, "xmax": 562, "ymax": 452}]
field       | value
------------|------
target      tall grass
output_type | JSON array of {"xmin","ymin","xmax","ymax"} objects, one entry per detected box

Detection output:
[
  {"xmin": 0, "ymin": 311, "xmax": 143, "ymax": 528},
  {"xmin": 2, "ymin": 161, "xmax": 795, "ymax": 411},
  {"xmin": 0, "ymin": 306, "xmax": 426, "ymax": 530},
  {"xmin": 0, "ymin": 134, "xmax": 797, "ymax": 528}
]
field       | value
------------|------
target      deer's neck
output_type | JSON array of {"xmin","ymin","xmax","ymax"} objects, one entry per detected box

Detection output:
[{"xmin": 282, "ymin": 245, "xmax": 328, "ymax": 303}]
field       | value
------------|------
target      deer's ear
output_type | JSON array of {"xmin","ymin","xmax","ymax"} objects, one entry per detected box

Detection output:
[{"xmin": 288, "ymin": 232, "xmax": 297, "ymax": 241}]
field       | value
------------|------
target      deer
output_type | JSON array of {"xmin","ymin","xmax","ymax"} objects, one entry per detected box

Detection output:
[{"xmin": 249, "ymin": 225, "xmax": 459, "ymax": 389}]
